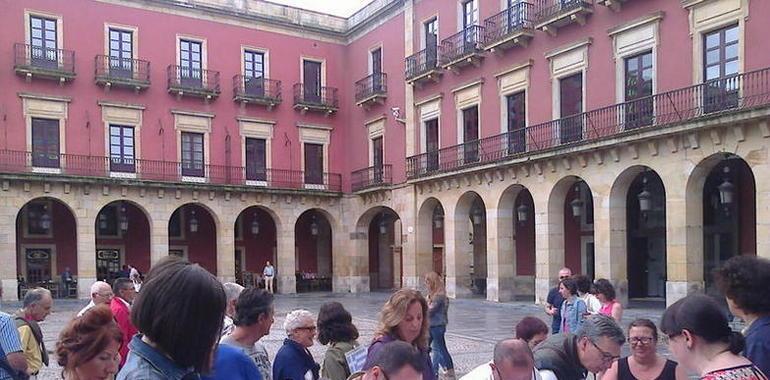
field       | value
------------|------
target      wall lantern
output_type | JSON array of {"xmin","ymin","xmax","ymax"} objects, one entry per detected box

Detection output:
[
  {"xmin": 517, "ymin": 203, "xmax": 530, "ymax": 224},
  {"xmin": 718, "ymin": 166, "xmax": 735, "ymax": 207},
  {"xmin": 189, "ymin": 210, "xmax": 199, "ymax": 233},
  {"xmin": 570, "ymin": 184, "xmax": 584, "ymax": 218},
  {"xmin": 40, "ymin": 207, "xmax": 52, "ymax": 230},
  {"xmin": 379, "ymin": 214, "xmax": 388, "ymax": 235},
  {"xmin": 433, "ymin": 209, "xmax": 444, "ymax": 229},
  {"xmin": 251, "ymin": 213, "xmax": 260, "ymax": 235},
  {"xmin": 98, "ymin": 213, "xmax": 108, "ymax": 230},
  {"xmin": 637, "ymin": 177, "xmax": 652, "ymax": 213},
  {"xmin": 310, "ymin": 216, "xmax": 319, "ymax": 236},
  {"xmin": 471, "ymin": 206, "xmax": 484, "ymax": 225},
  {"xmin": 119, "ymin": 205, "xmax": 129, "ymax": 232}
]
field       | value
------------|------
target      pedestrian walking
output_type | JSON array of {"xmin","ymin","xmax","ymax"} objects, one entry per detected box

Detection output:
[
  {"xmin": 559, "ymin": 278, "xmax": 587, "ymax": 334},
  {"xmin": 545, "ymin": 268, "xmax": 571, "ymax": 334},
  {"xmin": 363, "ymin": 288, "xmax": 435, "ymax": 380},
  {"xmin": 263, "ymin": 261, "xmax": 275, "ymax": 294},
  {"xmin": 602, "ymin": 319, "xmax": 687, "ymax": 380},
  {"xmin": 317, "ymin": 302, "xmax": 360, "ymax": 380},
  {"xmin": 273, "ymin": 309, "xmax": 320, "ymax": 380},
  {"xmin": 117, "ymin": 256, "xmax": 226, "ymax": 380},
  {"xmin": 713, "ymin": 255, "xmax": 770, "ymax": 375},
  {"xmin": 15, "ymin": 288, "xmax": 53, "ymax": 379},
  {"xmin": 661, "ymin": 294, "xmax": 767, "ymax": 380},
  {"xmin": 221, "ymin": 288, "xmax": 274, "ymax": 380},
  {"xmin": 514, "ymin": 317, "xmax": 549, "ymax": 349},
  {"xmin": 426, "ymin": 272, "xmax": 455, "ymax": 379},
  {"xmin": 594, "ymin": 279, "xmax": 623, "ymax": 324},
  {"xmin": 56, "ymin": 305, "xmax": 122, "ymax": 380}
]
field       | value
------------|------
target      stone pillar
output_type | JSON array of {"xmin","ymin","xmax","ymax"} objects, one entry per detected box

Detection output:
[
  {"xmin": 486, "ymin": 207, "xmax": 515, "ymax": 302},
  {"xmin": 666, "ymin": 183, "xmax": 703, "ymax": 306},
  {"xmin": 333, "ymin": 215, "xmax": 355, "ymax": 293},
  {"xmin": 534, "ymin": 197, "xmax": 562, "ymax": 305},
  {"xmin": 445, "ymin": 204, "xmax": 472, "ymax": 298},
  {"xmin": 217, "ymin": 215, "xmax": 236, "ymax": 283},
  {"xmin": 595, "ymin": 191, "xmax": 629, "ymax": 305},
  {"xmin": 755, "ymin": 151, "xmax": 770, "ymax": 260},
  {"xmin": 349, "ymin": 219, "xmax": 371, "ymax": 293},
  {"xmin": 0, "ymin": 201, "xmax": 19, "ymax": 302},
  {"xmin": 149, "ymin": 207, "xmax": 169, "ymax": 267},
  {"xmin": 276, "ymin": 218, "xmax": 296, "ymax": 294},
  {"xmin": 76, "ymin": 211, "xmax": 97, "ymax": 299}
]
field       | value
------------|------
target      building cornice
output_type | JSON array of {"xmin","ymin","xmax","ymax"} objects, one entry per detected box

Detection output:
[
  {"xmin": 17, "ymin": 93, "xmax": 72, "ymax": 103},
  {"xmin": 607, "ymin": 11, "xmax": 665, "ymax": 36}
]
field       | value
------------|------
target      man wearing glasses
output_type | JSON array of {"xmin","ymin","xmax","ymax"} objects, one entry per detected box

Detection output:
[
  {"xmin": 534, "ymin": 314, "xmax": 625, "ymax": 380},
  {"xmin": 76, "ymin": 281, "xmax": 114, "ymax": 317},
  {"xmin": 545, "ymin": 268, "xmax": 572, "ymax": 334},
  {"xmin": 349, "ymin": 341, "xmax": 423, "ymax": 380}
]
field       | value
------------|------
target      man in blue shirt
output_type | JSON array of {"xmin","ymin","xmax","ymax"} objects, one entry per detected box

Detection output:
[
  {"xmin": 0, "ymin": 287, "xmax": 28, "ymax": 380},
  {"xmin": 202, "ymin": 344, "xmax": 262, "ymax": 380},
  {"xmin": 545, "ymin": 268, "xmax": 571, "ymax": 334}
]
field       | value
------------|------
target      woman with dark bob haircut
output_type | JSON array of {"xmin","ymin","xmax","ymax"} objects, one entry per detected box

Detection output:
[
  {"xmin": 57, "ymin": 305, "xmax": 123, "ymax": 380},
  {"xmin": 117, "ymin": 256, "xmax": 226, "ymax": 380},
  {"xmin": 514, "ymin": 316, "xmax": 549, "ymax": 349},
  {"xmin": 713, "ymin": 255, "xmax": 770, "ymax": 376},
  {"xmin": 661, "ymin": 294, "xmax": 765, "ymax": 380},
  {"xmin": 317, "ymin": 302, "xmax": 360, "ymax": 380}
]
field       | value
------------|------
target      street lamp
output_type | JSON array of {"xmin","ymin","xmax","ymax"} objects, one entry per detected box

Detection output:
[
  {"xmin": 40, "ymin": 207, "xmax": 52, "ymax": 230},
  {"xmin": 310, "ymin": 216, "xmax": 319, "ymax": 236},
  {"xmin": 119, "ymin": 205, "xmax": 129, "ymax": 232},
  {"xmin": 570, "ymin": 184, "xmax": 584, "ymax": 218},
  {"xmin": 718, "ymin": 166, "xmax": 735, "ymax": 207},
  {"xmin": 98, "ymin": 212, "xmax": 108, "ymax": 230},
  {"xmin": 433, "ymin": 209, "xmax": 443, "ymax": 229},
  {"xmin": 637, "ymin": 177, "xmax": 652, "ymax": 213},
  {"xmin": 517, "ymin": 203, "xmax": 530, "ymax": 224},
  {"xmin": 251, "ymin": 213, "xmax": 260, "ymax": 235},
  {"xmin": 472, "ymin": 206, "xmax": 483, "ymax": 225},
  {"xmin": 189, "ymin": 210, "xmax": 199, "ymax": 233},
  {"xmin": 379, "ymin": 212, "xmax": 388, "ymax": 235}
]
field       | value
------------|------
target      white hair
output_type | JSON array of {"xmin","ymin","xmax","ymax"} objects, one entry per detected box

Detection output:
[
  {"xmin": 223, "ymin": 282, "xmax": 245, "ymax": 303},
  {"xmin": 90, "ymin": 281, "xmax": 111, "ymax": 295},
  {"xmin": 283, "ymin": 309, "xmax": 314, "ymax": 335}
]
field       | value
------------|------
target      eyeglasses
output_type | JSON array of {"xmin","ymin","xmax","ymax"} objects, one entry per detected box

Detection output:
[
  {"xmin": 627, "ymin": 337, "xmax": 655, "ymax": 345},
  {"xmin": 559, "ymin": 276, "xmax": 570, "ymax": 280},
  {"xmin": 589, "ymin": 340, "xmax": 620, "ymax": 363},
  {"xmin": 296, "ymin": 326, "xmax": 317, "ymax": 332}
]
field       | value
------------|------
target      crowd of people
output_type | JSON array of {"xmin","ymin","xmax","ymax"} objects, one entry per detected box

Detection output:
[{"xmin": 0, "ymin": 255, "xmax": 768, "ymax": 380}]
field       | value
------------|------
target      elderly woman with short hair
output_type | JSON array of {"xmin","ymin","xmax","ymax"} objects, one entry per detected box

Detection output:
[{"xmin": 273, "ymin": 309, "xmax": 321, "ymax": 380}]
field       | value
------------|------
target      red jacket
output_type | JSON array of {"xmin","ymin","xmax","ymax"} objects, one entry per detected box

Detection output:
[{"xmin": 110, "ymin": 297, "xmax": 138, "ymax": 367}]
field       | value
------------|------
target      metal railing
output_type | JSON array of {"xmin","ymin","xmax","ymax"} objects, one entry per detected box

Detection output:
[
  {"xmin": 355, "ymin": 72, "xmax": 388, "ymax": 103},
  {"xmin": 407, "ymin": 67, "xmax": 770, "ymax": 179},
  {"xmin": 293, "ymin": 84, "xmax": 339, "ymax": 109},
  {"xmin": 405, "ymin": 47, "xmax": 439, "ymax": 81},
  {"xmin": 14, "ymin": 43, "xmax": 75, "ymax": 74},
  {"xmin": 233, "ymin": 75, "xmax": 282, "ymax": 103},
  {"xmin": 351, "ymin": 164, "xmax": 392, "ymax": 192},
  {"xmin": 439, "ymin": 25, "xmax": 485, "ymax": 66},
  {"xmin": 167, "ymin": 65, "xmax": 220, "ymax": 94},
  {"xmin": 94, "ymin": 55, "xmax": 150, "ymax": 84},
  {"xmin": 533, "ymin": 0, "xmax": 591, "ymax": 24},
  {"xmin": 484, "ymin": 2, "xmax": 534, "ymax": 46},
  {"xmin": 0, "ymin": 151, "xmax": 343, "ymax": 192}
]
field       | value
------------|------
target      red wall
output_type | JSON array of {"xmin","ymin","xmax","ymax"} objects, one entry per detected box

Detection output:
[
  {"xmin": 16, "ymin": 200, "xmax": 78, "ymax": 278},
  {"xmin": 515, "ymin": 190, "xmax": 535, "ymax": 276},
  {"xmin": 171, "ymin": 205, "xmax": 217, "ymax": 274},
  {"xmin": 96, "ymin": 204, "xmax": 152, "ymax": 273},
  {"xmin": 236, "ymin": 208, "xmax": 277, "ymax": 273}
]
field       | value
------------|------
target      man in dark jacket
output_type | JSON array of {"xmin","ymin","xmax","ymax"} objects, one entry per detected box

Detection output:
[
  {"xmin": 534, "ymin": 314, "xmax": 624, "ymax": 380},
  {"xmin": 545, "ymin": 268, "xmax": 571, "ymax": 333}
]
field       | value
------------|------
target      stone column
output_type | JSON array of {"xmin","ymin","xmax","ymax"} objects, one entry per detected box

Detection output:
[
  {"xmin": 76, "ymin": 211, "xmax": 97, "ymax": 299},
  {"xmin": 445, "ymin": 204, "xmax": 472, "ymax": 298},
  {"xmin": 217, "ymin": 214, "xmax": 236, "ymax": 283},
  {"xmin": 594, "ymin": 190, "xmax": 629, "ymax": 305},
  {"xmin": 755, "ymin": 147, "xmax": 770, "ymax": 260},
  {"xmin": 276, "ymin": 217, "xmax": 296, "ymax": 294},
  {"xmin": 0, "ymin": 200, "xmax": 19, "ymax": 301},
  {"xmin": 534, "ymin": 196, "xmax": 561, "ymax": 305},
  {"xmin": 486, "ymin": 207, "xmax": 515, "ymax": 302},
  {"xmin": 149, "ymin": 206, "xmax": 169, "ymax": 267},
  {"xmin": 666, "ymin": 180, "xmax": 703, "ymax": 306}
]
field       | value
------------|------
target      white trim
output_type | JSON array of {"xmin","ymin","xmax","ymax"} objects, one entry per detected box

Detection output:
[
  {"xmin": 368, "ymin": 44, "xmax": 383, "ymax": 75},
  {"xmin": 686, "ymin": 0, "xmax": 747, "ymax": 85},
  {"xmin": 239, "ymin": 119, "xmax": 274, "ymax": 177},
  {"xmin": 300, "ymin": 56, "xmax": 326, "ymax": 87},
  {"xmin": 240, "ymin": 45, "xmax": 270, "ymax": 79},
  {"xmin": 21, "ymin": 95, "xmax": 68, "ymax": 159},
  {"xmin": 104, "ymin": 23, "xmax": 139, "ymax": 64},
  {"xmin": 24, "ymin": 10, "xmax": 64, "ymax": 49},
  {"xmin": 101, "ymin": 102, "xmax": 144, "ymax": 170},
  {"xmin": 610, "ymin": 13, "xmax": 661, "ymax": 104},
  {"xmin": 420, "ymin": 14, "xmax": 439, "ymax": 50},
  {"xmin": 176, "ymin": 34, "xmax": 208, "ymax": 71}
]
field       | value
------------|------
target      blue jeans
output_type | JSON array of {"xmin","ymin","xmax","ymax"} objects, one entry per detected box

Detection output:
[{"xmin": 429, "ymin": 325, "xmax": 454, "ymax": 373}]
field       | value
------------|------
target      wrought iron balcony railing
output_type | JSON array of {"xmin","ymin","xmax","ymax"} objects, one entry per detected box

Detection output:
[
  {"xmin": 533, "ymin": 0, "xmax": 592, "ymax": 28},
  {"xmin": 94, "ymin": 55, "xmax": 150, "ymax": 89},
  {"xmin": 439, "ymin": 25, "xmax": 485, "ymax": 66},
  {"xmin": 293, "ymin": 84, "xmax": 339, "ymax": 111},
  {"xmin": 407, "ymin": 67, "xmax": 770, "ymax": 179},
  {"xmin": 355, "ymin": 73, "xmax": 388, "ymax": 104},
  {"xmin": 233, "ymin": 75, "xmax": 282, "ymax": 106},
  {"xmin": 0, "ymin": 151, "xmax": 342, "ymax": 192},
  {"xmin": 405, "ymin": 47, "xmax": 440, "ymax": 82},
  {"xmin": 484, "ymin": 2, "xmax": 534, "ymax": 48},
  {"xmin": 351, "ymin": 164, "xmax": 392, "ymax": 192},
  {"xmin": 14, "ymin": 43, "xmax": 76, "ymax": 80},
  {"xmin": 167, "ymin": 65, "xmax": 221, "ymax": 98}
]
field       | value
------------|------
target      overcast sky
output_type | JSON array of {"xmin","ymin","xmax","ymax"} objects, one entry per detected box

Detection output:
[{"xmin": 269, "ymin": 0, "xmax": 371, "ymax": 17}]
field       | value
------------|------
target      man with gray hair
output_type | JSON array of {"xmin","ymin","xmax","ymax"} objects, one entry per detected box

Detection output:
[
  {"xmin": 462, "ymin": 339, "xmax": 540, "ymax": 380},
  {"xmin": 222, "ymin": 282, "xmax": 245, "ymax": 338},
  {"xmin": 534, "ymin": 314, "xmax": 624, "ymax": 380},
  {"xmin": 15, "ymin": 287, "xmax": 53, "ymax": 378},
  {"xmin": 77, "ymin": 281, "xmax": 113, "ymax": 317},
  {"xmin": 273, "ymin": 309, "xmax": 319, "ymax": 380}
]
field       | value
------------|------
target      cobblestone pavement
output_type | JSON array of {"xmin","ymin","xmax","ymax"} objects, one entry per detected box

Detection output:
[{"xmin": 0, "ymin": 292, "xmax": 673, "ymax": 379}]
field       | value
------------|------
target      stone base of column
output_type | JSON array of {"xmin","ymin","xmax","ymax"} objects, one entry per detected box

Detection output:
[
  {"xmin": 78, "ymin": 277, "xmax": 97, "ymax": 300},
  {"xmin": 666, "ymin": 281, "xmax": 704, "ymax": 307},
  {"xmin": 402, "ymin": 276, "xmax": 422, "ymax": 290},
  {"xmin": 535, "ymin": 277, "xmax": 553, "ymax": 305},
  {"xmin": 348, "ymin": 276, "xmax": 370, "ymax": 293},
  {"xmin": 487, "ymin": 276, "xmax": 516, "ymax": 302},
  {"xmin": 278, "ymin": 275, "xmax": 296, "ymax": 294},
  {"xmin": 332, "ymin": 275, "xmax": 348, "ymax": 293},
  {"xmin": 446, "ymin": 275, "xmax": 472, "ymax": 298},
  {"xmin": 1, "ymin": 279, "xmax": 19, "ymax": 302}
]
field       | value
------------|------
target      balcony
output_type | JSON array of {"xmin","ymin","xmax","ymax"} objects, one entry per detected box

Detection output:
[
  {"xmin": 406, "ymin": 66, "xmax": 770, "ymax": 179},
  {"xmin": 483, "ymin": 2, "xmax": 535, "ymax": 53},
  {"xmin": 94, "ymin": 55, "xmax": 150, "ymax": 91},
  {"xmin": 533, "ymin": 0, "xmax": 593, "ymax": 37},
  {"xmin": 14, "ymin": 43, "xmax": 76, "ymax": 83},
  {"xmin": 0, "ymin": 151, "xmax": 343, "ymax": 192},
  {"xmin": 355, "ymin": 73, "xmax": 388, "ymax": 108},
  {"xmin": 351, "ymin": 164, "xmax": 392, "ymax": 192},
  {"xmin": 597, "ymin": 0, "xmax": 630, "ymax": 11},
  {"xmin": 405, "ymin": 48, "xmax": 442, "ymax": 87},
  {"xmin": 293, "ymin": 84, "xmax": 339, "ymax": 115},
  {"xmin": 439, "ymin": 25, "xmax": 485, "ymax": 72},
  {"xmin": 167, "ymin": 65, "xmax": 221, "ymax": 100},
  {"xmin": 233, "ymin": 76, "xmax": 282, "ymax": 109}
]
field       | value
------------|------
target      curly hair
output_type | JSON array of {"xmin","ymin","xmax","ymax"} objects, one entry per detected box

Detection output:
[
  {"xmin": 713, "ymin": 255, "xmax": 770, "ymax": 314},
  {"xmin": 375, "ymin": 289, "xmax": 429, "ymax": 350},
  {"xmin": 56, "ymin": 305, "xmax": 123, "ymax": 374},
  {"xmin": 317, "ymin": 302, "xmax": 359, "ymax": 345},
  {"xmin": 593, "ymin": 279, "xmax": 616, "ymax": 301}
]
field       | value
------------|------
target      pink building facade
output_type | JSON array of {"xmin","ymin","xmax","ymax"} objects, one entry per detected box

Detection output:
[{"xmin": 1, "ymin": 0, "xmax": 769, "ymax": 306}]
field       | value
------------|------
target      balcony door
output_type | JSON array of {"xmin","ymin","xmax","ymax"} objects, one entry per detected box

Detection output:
[
  {"xmin": 303, "ymin": 60, "xmax": 322, "ymax": 103},
  {"xmin": 507, "ymin": 0, "xmax": 523, "ymax": 30},
  {"xmin": 181, "ymin": 132, "xmax": 204, "ymax": 177},
  {"xmin": 245, "ymin": 137, "xmax": 267, "ymax": 181},
  {"xmin": 507, "ymin": 91, "xmax": 526, "ymax": 154},
  {"xmin": 109, "ymin": 125, "xmax": 135, "ymax": 173},
  {"xmin": 371, "ymin": 48, "xmax": 382, "ymax": 92},
  {"xmin": 559, "ymin": 73, "xmax": 583, "ymax": 144},
  {"xmin": 30, "ymin": 16, "xmax": 58, "ymax": 69},
  {"xmin": 463, "ymin": 106, "xmax": 479, "ymax": 164},
  {"xmin": 180, "ymin": 39, "xmax": 202, "ymax": 88},
  {"xmin": 624, "ymin": 51, "xmax": 653, "ymax": 129},
  {"xmin": 424, "ymin": 18, "xmax": 438, "ymax": 68},
  {"xmin": 425, "ymin": 119, "xmax": 439, "ymax": 171},
  {"xmin": 304, "ymin": 143, "xmax": 324, "ymax": 185},
  {"xmin": 109, "ymin": 28, "xmax": 133, "ymax": 78},
  {"xmin": 31, "ymin": 118, "xmax": 60, "ymax": 168},
  {"xmin": 703, "ymin": 25, "xmax": 740, "ymax": 113},
  {"xmin": 372, "ymin": 136, "xmax": 384, "ymax": 183},
  {"xmin": 462, "ymin": 0, "xmax": 479, "ymax": 51},
  {"xmin": 244, "ymin": 50, "xmax": 265, "ymax": 97}
]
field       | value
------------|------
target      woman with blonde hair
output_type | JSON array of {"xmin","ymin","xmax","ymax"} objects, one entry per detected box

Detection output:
[
  {"xmin": 363, "ymin": 288, "xmax": 435, "ymax": 380},
  {"xmin": 425, "ymin": 272, "xmax": 454, "ymax": 379}
]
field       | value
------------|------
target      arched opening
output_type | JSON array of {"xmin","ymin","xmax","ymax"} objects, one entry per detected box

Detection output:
[
  {"xmin": 563, "ymin": 179, "xmax": 594, "ymax": 278},
  {"xmin": 295, "ymin": 209, "xmax": 333, "ymax": 292},
  {"xmin": 95, "ymin": 201, "xmax": 151, "ymax": 284},
  {"xmin": 455, "ymin": 192, "xmax": 487, "ymax": 297},
  {"xmin": 495, "ymin": 185, "xmax": 536, "ymax": 300},
  {"xmin": 627, "ymin": 170, "xmax": 667, "ymax": 299},
  {"xmin": 416, "ymin": 198, "xmax": 445, "ymax": 289},
  {"xmin": 515, "ymin": 189, "xmax": 536, "ymax": 289},
  {"xmin": 431, "ymin": 204, "xmax": 445, "ymax": 274},
  {"xmin": 366, "ymin": 207, "xmax": 402, "ymax": 290},
  {"xmin": 234, "ymin": 207, "xmax": 277, "ymax": 290},
  {"xmin": 168, "ymin": 204, "xmax": 218, "ymax": 274},
  {"xmin": 16, "ymin": 197, "xmax": 77, "ymax": 298}
]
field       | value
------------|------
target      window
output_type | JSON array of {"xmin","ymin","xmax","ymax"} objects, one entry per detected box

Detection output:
[
  {"xmin": 109, "ymin": 125, "xmax": 135, "ymax": 173},
  {"xmin": 181, "ymin": 132, "xmax": 204, "ymax": 177},
  {"xmin": 462, "ymin": 0, "xmax": 479, "ymax": 29},
  {"xmin": 371, "ymin": 48, "xmax": 383, "ymax": 92},
  {"xmin": 506, "ymin": 0, "xmax": 524, "ymax": 30},
  {"xmin": 97, "ymin": 205, "xmax": 119, "ymax": 237},
  {"xmin": 703, "ymin": 25, "xmax": 739, "ymax": 112},
  {"xmin": 425, "ymin": 18, "xmax": 438, "ymax": 66},
  {"xmin": 29, "ymin": 15, "xmax": 58, "ymax": 69},
  {"xmin": 26, "ymin": 202, "xmax": 51, "ymax": 236},
  {"xmin": 506, "ymin": 91, "xmax": 526, "ymax": 154},
  {"xmin": 31, "ymin": 118, "xmax": 60, "ymax": 168},
  {"xmin": 425, "ymin": 119, "xmax": 439, "ymax": 171},
  {"xmin": 302, "ymin": 60, "xmax": 322, "ymax": 102},
  {"xmin": 245, "ymin": 137, "xmax": 267, "ymax": 181},
  {"xmin": 304, "ymin": 143, "xmax": 324, "ymax": 185},
  {"xmin": 624, "ymin": 51, "xmax": 653, "ymax": 129},
  {"xmin": 559, "ymin": 73, "xmax": 583, "ymax": 143},
  {"xmin": 462, "ymin": 106, "xmax": 479, "ymax": 163},
  {"xmin": 108, "ymin": 28, "xmax": 133, "ymax": 78},
  {"xmin": 244, "ymin": 50, "xmax": 265, "ymax": 96},
  {"xmin": 372, "ymin": 136, "xmax": 384, "ymax": 182},
  {"xmin": 179, "ymin": 39, "xmax": 202, "ymax": 87}
]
